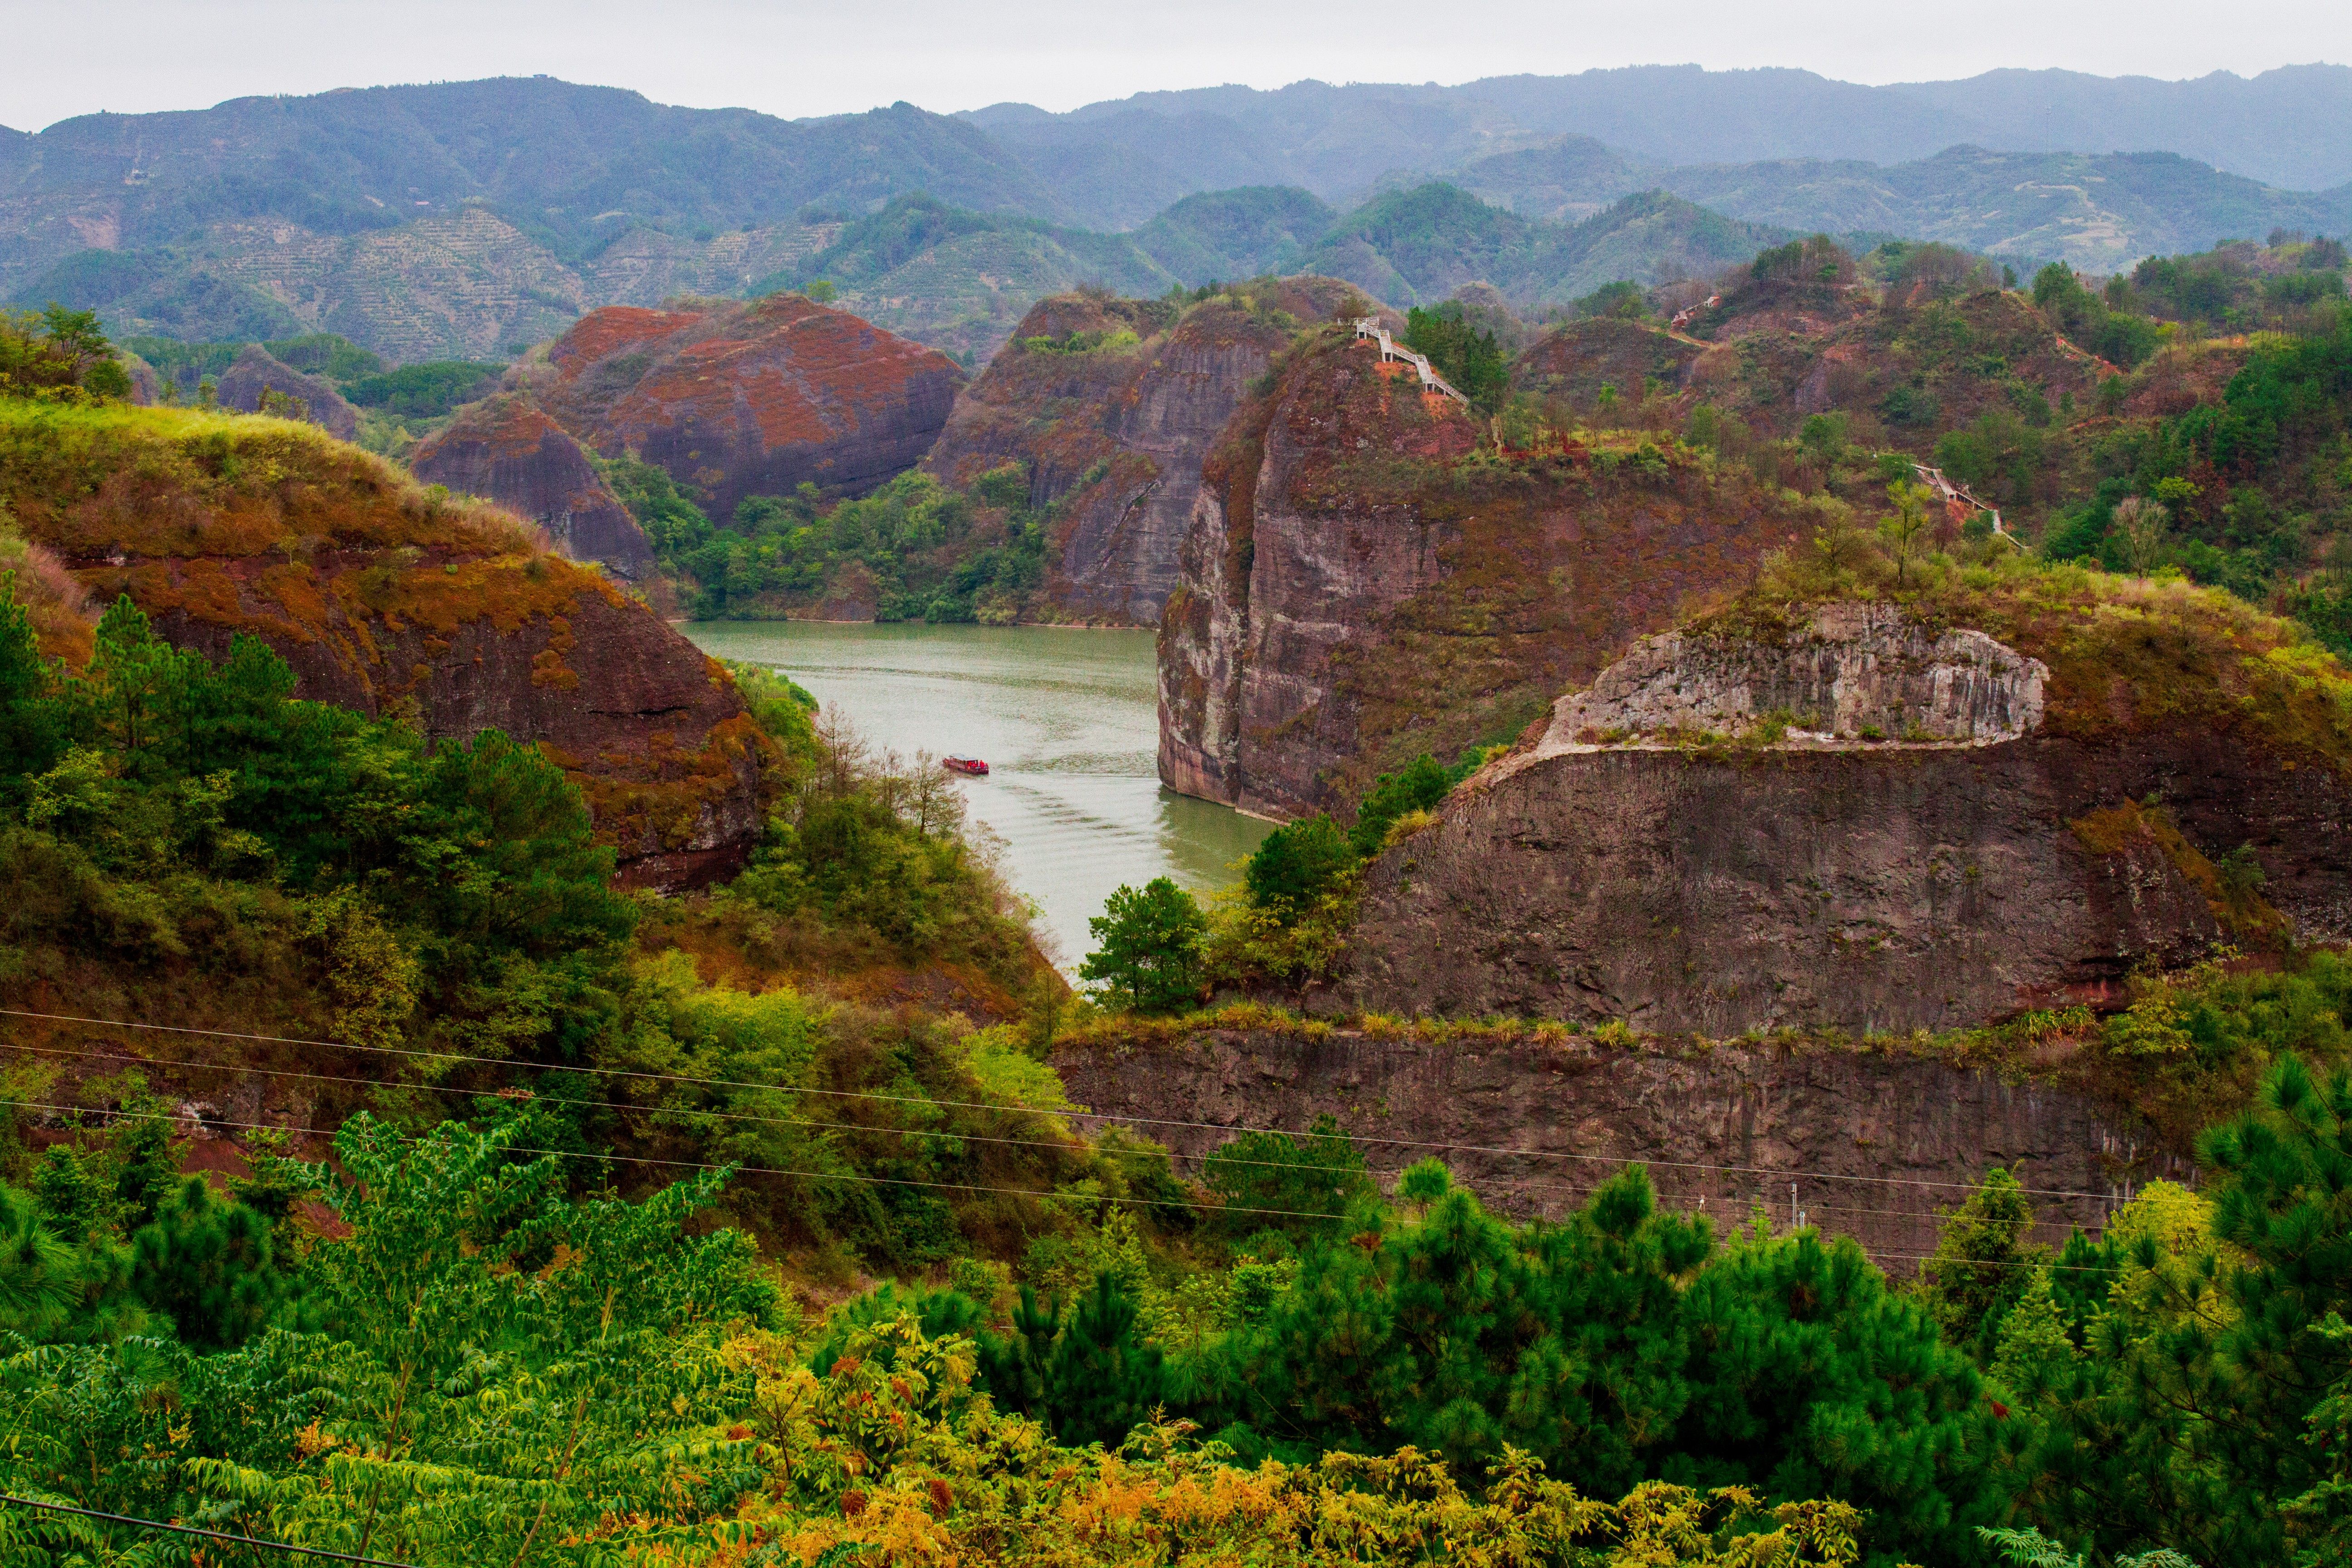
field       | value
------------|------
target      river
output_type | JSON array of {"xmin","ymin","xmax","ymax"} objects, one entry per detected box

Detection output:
[{"xmin": 681, "ymin": 621, "xmax": 1269, "ymax": 968}]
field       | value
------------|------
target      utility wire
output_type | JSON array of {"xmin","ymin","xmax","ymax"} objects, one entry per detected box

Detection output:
[
  {"xmin": 0, "ymin": 1098, "xmax": 1365, "ymax": 1225},
  {"xmin": 0, "ymin": 1038, "xmax": 2106, "ymax": 1231},
  {"xmin": 0, "ymin": 1007, "xmax": 2143, "ymax": 1203},
  {"xmin": 0, "ymin": 1494, "xmax": 418, "ymax": 1567}
]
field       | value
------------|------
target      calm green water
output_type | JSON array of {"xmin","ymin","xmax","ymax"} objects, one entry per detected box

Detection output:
[{"xmin": 681, "ymin": 621, "xmax": 1269, "ymax": 968}]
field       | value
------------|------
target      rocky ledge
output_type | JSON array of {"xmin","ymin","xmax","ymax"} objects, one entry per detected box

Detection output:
[
  {"xmin": 1054, "ymin": 1024, "xmax": 2180, "ymax": 1267},
  {"xmin": 1336, "ymin": 601, "xmax": 2352, "ymax": 1035}
]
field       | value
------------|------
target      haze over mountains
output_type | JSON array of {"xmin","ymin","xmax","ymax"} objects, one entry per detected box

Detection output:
[{"xmin": 7, "ymin": 66, "xmax": 2351, "ymax": 363}]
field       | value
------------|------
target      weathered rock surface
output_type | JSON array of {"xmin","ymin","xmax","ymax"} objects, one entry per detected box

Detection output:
[
  {"xmin": 1545, "ymin": 602, "xmax": 2046, "ymax": 745},
  {"xmin": 411, "ymin": 395, "xmax": 656, "ymax": 581},
  {"xmin": 215, "ymin": 344, "xmax": 360, "ymax": 440},
  {"xmin": 1054, "ymin": 1026, "xmax": 2184, "ymax": 1266},
  {"xmin": 11, "ymin": 409, "xmax": 771, "ymax": 889},
  {"xmin": 1157, "ymin": 327, "xmax": 1812, "ymax": 819},
  {"xmin": 538, "ymin": 295, "xmax": 962, "ymax": 521},
  {"xmin": 926, "ymin": 280, "xmax": 1363, "ymax": 624},
  {"xmin": 1338, "ymin": 604, "xmax": 2352, "ymax": 1034}
]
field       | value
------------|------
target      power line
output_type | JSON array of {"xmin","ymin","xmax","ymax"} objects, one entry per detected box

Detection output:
[
  {"xmin": 0, "ymin": 1494, "xmax": 417, "ymax": 1566},
  {"xmin": 0, "ymin": 1094, "xmax": 2136, "ymax": 1277},
  {"xmin": 0, "ymin": 1098, "xmax": 1359, "ymax": 1225},
  {"xmin": 0, "ymin": 1039, "xmax": 2103, "ymax": 1231},
  {"xmin": 0, "ymin": 1007, "xmax": 2142, "ymax": 1203}
]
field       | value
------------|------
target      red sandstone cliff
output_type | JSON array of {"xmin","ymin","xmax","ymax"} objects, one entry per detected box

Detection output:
[
  {"xmin": 1337, "ymin": 593, "xmax": 2352, "ymax": 1035},
  {"xmin": 538, "ymin": 295, "xmax": 962, "ymax": 521},
  {"xmin": 1157, "ymin": 326, "xmax": 1815, "ymax": 819},
  {"xmin": 411, "ymin": 395, "xmax": 656, "ymax": 582},
  {"xmin": 926, "ymin": 279, "xmax": 1367, "ymax": 624},
  {"xmin": 6, "ymin": 406, "xmax": 774, "ymax": 889}
]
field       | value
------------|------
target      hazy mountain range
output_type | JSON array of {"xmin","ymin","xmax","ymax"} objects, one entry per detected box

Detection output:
[{"xmin": 5, "ymin": 69, "xmax": 2349, "ymax": 363}]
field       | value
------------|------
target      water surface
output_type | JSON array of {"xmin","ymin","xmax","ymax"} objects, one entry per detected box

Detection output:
[{"xmin": 681, "ymin": 621, "xmax": 1269, "ymax": 968}]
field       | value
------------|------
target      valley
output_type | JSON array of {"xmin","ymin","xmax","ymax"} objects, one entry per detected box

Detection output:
[{"xmin": 7, "ymin": 56, "xmax": 2352, "ymax": 1568}]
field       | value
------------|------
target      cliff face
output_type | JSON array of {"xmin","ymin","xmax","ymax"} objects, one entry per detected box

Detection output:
[
  {"xmin": 1054, "ymin": 1025, "xmax": 2182, "ymax": 1266},
  {"xmin": 214, "ymin": 345, "xmax": 360, "ymax": 441},
  {"xmin": 538, "ymin": 294, "xmax": 963, "ymax": 521},
  {"xmin": 4, "ymin": 405, "xmax": 772, "ymax": 889},
  {"xmin": 1338, "ymin": 599, "xmax": 2352, "ymax": 1034},
  {"xmin": 925, "ymin": 280, "xmax": 1364, "ymax": 623},
  {"xmin": 1157, "ymin": 328, "xmax": 1813, "ymax": 819},
  {"xmin": 411, "ymin": 395, "xmax": 656, "ymax": 582}
]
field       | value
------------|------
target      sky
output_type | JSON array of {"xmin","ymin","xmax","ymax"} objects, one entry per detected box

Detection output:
[{"xmin": 6, "ymin": 0, "xmax": 2350, "ymax": 132}]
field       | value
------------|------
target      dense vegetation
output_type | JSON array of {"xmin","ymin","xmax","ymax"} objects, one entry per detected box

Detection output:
[
  {"xmin": 18, "ymin": 216, "xmax": 2352, "ymax": 1568},
  {"xmin": 609, "ymin": 454, "xmax": 1056, "ymax": 623}
]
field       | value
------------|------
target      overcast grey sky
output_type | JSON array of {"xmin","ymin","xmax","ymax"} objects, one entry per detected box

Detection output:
[{"xmin": 7, "ymin": 0, "xmax": 2349, "ymax": 132}]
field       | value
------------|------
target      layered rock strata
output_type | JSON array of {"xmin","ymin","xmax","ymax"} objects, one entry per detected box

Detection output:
[
  {"xmin": 411, "ymin": 395, "xmax": 656, "ymax": 581},
  {"xmin": 1157, "ymin": 328, "xmax": 1809, "ymax": 818},
  {"xmin": 1338, "ymin": 604, "xmax": 2352, "ymax": 1034},
  {"xmin": 1054, "ymin": 1025, "xmax": 2183, "ymax": 1267},
  {"xmin": 926, "ymin": 280, "xmax": 1364, "ymax": 624},
  {"xmin": 537, "ymin": 295, "xmax": 962, "ymax": 520}
]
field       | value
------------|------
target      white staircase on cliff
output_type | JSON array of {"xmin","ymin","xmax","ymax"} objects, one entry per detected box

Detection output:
[
  {"xmin": 1911, "ymin": 462, "xmax": 2008, "ymax": 538},
  {"xmin": 1353, "ymin": 317, "xmax": 1470, "ymax": 405}
]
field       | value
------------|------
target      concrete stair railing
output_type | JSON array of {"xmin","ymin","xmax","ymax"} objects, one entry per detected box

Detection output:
[{"xmin": 1353, "ymin": 317, "xmax": 1470, "ymax": 405}]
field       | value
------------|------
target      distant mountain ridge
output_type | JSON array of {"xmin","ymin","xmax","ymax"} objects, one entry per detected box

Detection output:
[
  {"xmin": 970, "ymin": 64, "xmax": 2352, "ymax": 200},
  {"xmin": 9, "ymin": 71, "xmax": 2351, "ymax": 363}
]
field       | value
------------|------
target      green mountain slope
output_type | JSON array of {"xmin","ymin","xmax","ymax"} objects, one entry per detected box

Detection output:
[
  {"xmin": 1666, "ymin": 147, "xmax": 2352, "ymax": 273},
  {"xmin": 765, "ymin": 195, "xmax": 1180, "ymax": 362},
  {"xmin": 1298, "ymin": 184, "xmax": 1788, "ymax": 308},
  {"xmin": 1132, "ymin": 186, "xmax": 1340, "ymax": 281}
]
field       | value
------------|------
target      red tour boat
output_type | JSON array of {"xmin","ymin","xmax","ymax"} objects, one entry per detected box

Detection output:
[{"xmin": 942, "ymin": 755, "xmax": 990, "ymax": 776}]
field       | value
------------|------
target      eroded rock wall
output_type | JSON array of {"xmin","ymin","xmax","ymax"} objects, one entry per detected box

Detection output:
[
  {"xmin": 1158, "ymin": 329, "xmax": 1809, "ymax": 819},
  {"xmin": 538, "ymin": 295, "xmax": 962, "ymax": 521},
  {"xmin": 1054, "ymin": 1027, "xmax": 2184, "ymax": 1265},
  {"xmin": 1340, "ymin": 608, "xmax": 2352, "ymax": 1034},
  {"xmin": 412, "ymin": 395, "xmax": 656, "ymax": 581},
  {"xmin": 926, "ymin": 281, "xmax": 1363, "ymax": 624}
]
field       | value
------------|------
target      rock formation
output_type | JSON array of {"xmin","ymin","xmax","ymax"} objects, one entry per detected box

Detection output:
[
  {"xmin": 925, "ymin": 279, "xmax": 1365, "ymax": 624},
  {"xmin": 537, "ymin": 294, "xmax": 963, "ymax": 522},
  {"xmin": 1053, "ymin": 1023, "xmax": 2183, "ymax": 1266},
  {"xmin": 214, "ymin": 344, "xmax": 362, "ymax": 440},
  {"xmin": 7, "ymin": 406, "xmax": 773, "ymax": 889},
  {"xmin": 1337, "ymin": 597, "xmax": 2352, "ymax": 1034},
  {"xmin": 1157, "ymin": 325, "xmax": 1814, "ymax": 819},
  {"xmin": 411, "ymin": 395, "xmax": 656, "ymax": 582}
]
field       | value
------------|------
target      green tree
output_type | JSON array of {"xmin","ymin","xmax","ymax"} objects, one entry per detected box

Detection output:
[
  {"xmin": 1877, "ymin": 480, "xmax": 1936, "ymax": 588},
  {"xmin": 2111, "ymin": 495, "xmax": 2171, "ymax": 577},
  {"xmin": 130, "ymin": 1175, "xmax": 287, "ymax": 1351},
  {"xmin": 1080, "ymin": 876, "xmax": 1206, "ymax": 1013},
  {"xmin": 1348, "ymin": 754, "xmax": 1453, "ymax": 857},
  {"xmin": 1244, "ymin": 813, "xmax": 1353, "ymax": 916},
  {"xmin": 1917, "ymin": 1167, "xmax": 2042, "ymax": 1362},
  {"xmin": 1201, "ymin": 1114, "xmax": 1374, "ymax": 1240}
]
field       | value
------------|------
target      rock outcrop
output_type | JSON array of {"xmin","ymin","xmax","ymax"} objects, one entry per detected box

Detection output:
[
  {"xmin": 411, "ymin": 395, "xmax": 656, "ymax": 581},
  {"xmin": 1545, "ymin": 602, "xmax": 2046, "ymax": 744},
  {"xmin": 215, "ymin": 344, "xmax": 361, "ymax": 440},
  {"xmin": 5, "ymin": 403, "xmax": 774, "ymax": 889},
  {"xmin": 925, "ymin": 280, "xmax": 1365, "ymax": 624},
  {"xmin": 537, "ymin": 295, "xmax": 962, "ymax": 521},
  {"xmin": 1054, "ymin": 1024, "xmax": 2184, "ymax": 1267},
  {"xmin": 1157, "ymin": 326, "xmax": 1813, "ymax": 819},
  {"xmin": 1337, "ymin": 597, "xmax": 2352, "ymax": 1034}
]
